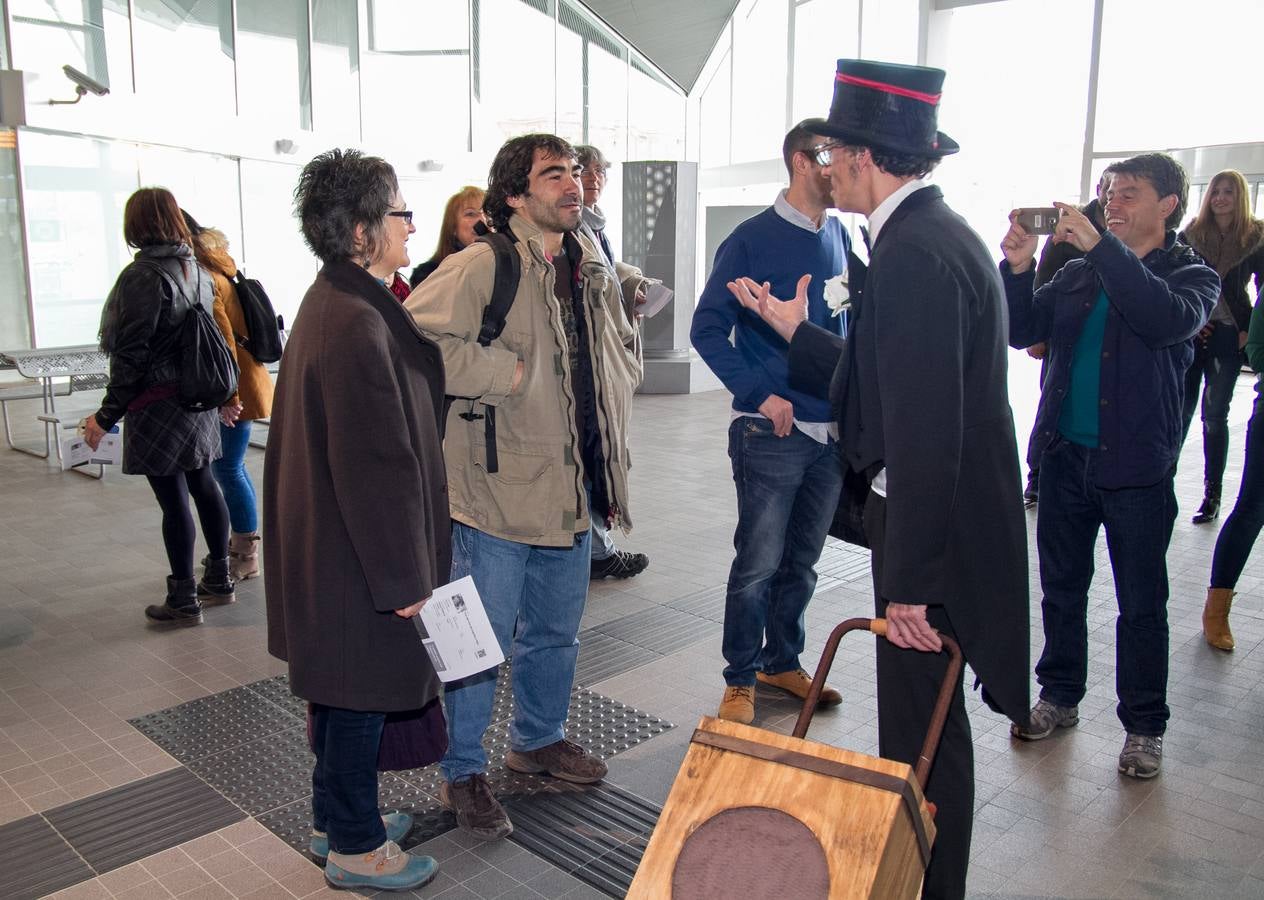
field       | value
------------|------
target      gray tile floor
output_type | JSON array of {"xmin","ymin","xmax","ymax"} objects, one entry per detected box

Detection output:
[{"xmin": 1, "ymin": 379, "xmax": 1263, "ymax": 898}]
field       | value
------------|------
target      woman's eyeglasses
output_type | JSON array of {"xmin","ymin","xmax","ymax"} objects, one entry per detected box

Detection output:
[{"xmin": 387, "ymin": 210, "xmax": 414, "ymax": 224}]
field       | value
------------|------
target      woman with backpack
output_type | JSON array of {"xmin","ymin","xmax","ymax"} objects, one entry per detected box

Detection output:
[
  {"xmin": 184, "ymin": 212, "xmax": 274, "ymax": 581},
  {"xmin": 84, "ymin": 187, "xmax": 235, "ymax": 625}
]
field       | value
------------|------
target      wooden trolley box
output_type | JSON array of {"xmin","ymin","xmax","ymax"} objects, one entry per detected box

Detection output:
[{"xmin": 626, "ymin": 618, "xmax": 961, "ymax": 900}]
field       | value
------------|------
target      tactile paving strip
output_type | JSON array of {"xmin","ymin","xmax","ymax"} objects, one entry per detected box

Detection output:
[
  {"xmin": 816, "ymin": 539, "xmax": 872, "ymax": 583},
  {"xmin": 127, "ymin": 684, "xmax": 299, "ymax": 763},
  {"xmin": 0, "ymin": 814, "xmax": 96, "ymax": 900},
  {"xmin": 504, "ymin": 782, "xmax": 661, "ymax": 898},
  {"xmin": 573, "ymin": 631, "xmax": 663, "ymax": 687},
  {"xmin": 130, "ymin": 673, "xmax": 672, "ymax": 869},
  {"xmin": 44, "ymin": 767, "xmax": 245, "ymax": 875},
  {"xmin": 665, "ymin": 584, "xmax": 727, "ymax": 622},
  {"xmin": 592, "ymin": 605, "xmax": 721, "ymax": 655},
  {"xmin": 243, "ymin": 673, "xmax": 308, "ymax": 720},
  {"xmin": 187, "ymin": 725, "xmax": 315, "ymax": 816}
]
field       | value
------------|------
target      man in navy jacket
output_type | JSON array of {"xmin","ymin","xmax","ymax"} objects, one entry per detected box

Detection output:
[
  {"xmin": 1001, "ymin": 152, "xmax": 1219, "ymax": 780},
  {"xmin": 691, "ymin": 121, "xmax": 851, "ymax": 725}
]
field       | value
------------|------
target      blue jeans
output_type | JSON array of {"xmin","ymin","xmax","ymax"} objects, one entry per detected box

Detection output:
[
  {"xmin": 440, "ymin": 521, "xmax": 591, "ymax": 782},
  {"xmin": 1181, "ymin": 321, "xmax": 1242, "ymax": 486},
  {"xmin": 210, "ymin": 420, "xmax": 257, "ymax": 532},
  {"xmin": 1035, "ymin": 438, "xmax": 1176, "ymax": 735},
  {"xmin": 1211, "ymin": 391, "xmax": 1264, "ymax": 589},
  {"xmin": 722, "ymin": 417, "xmax": 843, "ymax": 685},
  {"xmin": 310, "ymin": 704, "xmax": 387, "ymax": 854}
]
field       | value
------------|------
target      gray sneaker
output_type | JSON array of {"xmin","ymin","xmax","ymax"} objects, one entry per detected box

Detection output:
[
  {"xmin": 1118, "ymin": 733, "xmax": 1162, "ymax": 779},
  {"xmin": 1010, "ymin": 698, "xmax": 1079, "ymax": 741}
]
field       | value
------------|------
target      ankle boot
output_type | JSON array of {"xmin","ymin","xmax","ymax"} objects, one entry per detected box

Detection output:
[
  {"xmin": 228, "ymin": 531, "xmax": 260, "ymax": 581},
  {"xmin": 1193, "ymin": 481, "xmax": 1222, "ymax": 524},
  {"xmin": 1202, "ymin": 587, "xmax": 1235, "ymax": 651},
  {"xmin": 145, "ymin": 577, "xmax": 203, "ymax": 626},
  {"xmin": 197, "ymin": 556, "xmax": 236, "ymax": 606}
]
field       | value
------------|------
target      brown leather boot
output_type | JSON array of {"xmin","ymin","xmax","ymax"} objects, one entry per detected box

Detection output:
[
  {"xmin": 229, "ymin": 531, "xmax": 260, "ymax": 581},
  {"xmin": 1203, "ymin": 587, "xmax": 1235, "ymax": 651}
]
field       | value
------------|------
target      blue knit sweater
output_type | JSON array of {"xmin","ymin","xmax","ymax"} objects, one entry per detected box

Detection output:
[{"xmin": 691, "ymin": 206, "xmax": 849, "ymax": 422}]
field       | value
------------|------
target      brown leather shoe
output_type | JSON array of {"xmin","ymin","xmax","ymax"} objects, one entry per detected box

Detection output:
[
  {"xmin": 757, "ymin": 669, "xmax": 843, "ymax": 707},
  {"xmin": 717, "ymin": 685, "xmax": 755, "ymax": 724},
  {"xmin": 505, "ymin": 739, "xmax": 607, "ymax": 784},
  {"xmin": 439, "ymin": 775, "xmax": 513, "ymax": 840}
]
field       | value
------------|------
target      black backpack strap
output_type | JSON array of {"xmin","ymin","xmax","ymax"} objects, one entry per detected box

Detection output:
[
  {"xmin": 475, "ymin": 229, "xmax": 520, "ymax": 347},
  {"xmin": 463, "ymin": 227, "xmax": 521, "ymax": 474}
]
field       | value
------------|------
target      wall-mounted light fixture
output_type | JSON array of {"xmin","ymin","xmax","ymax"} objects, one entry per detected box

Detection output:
[
  {"xmin": 275, "ymin": 139, "xmax": 298, "ymax": 155},
  {"xmin": 48, "ymin": 65, "xmax": 109, "ymax": 105},
  {"xmin": 418, "ymin": 160, "xmax": 444, "ymax": 172}
]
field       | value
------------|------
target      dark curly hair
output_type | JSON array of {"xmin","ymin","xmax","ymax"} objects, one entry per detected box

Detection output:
[
  {"xmin": 1108, "ymin": 152, "xmax": 1188, "ymax": 231},
  {"xmin": 839, "ymin": 144, "xmax": 939, "ymax": 180},
  {"xmin": 484, "ymin": 134, "xmax": 576, "ymax": 231},
  {"xmin": 294, "ymin": 149, "xmax": 399, "ymax": 265}
]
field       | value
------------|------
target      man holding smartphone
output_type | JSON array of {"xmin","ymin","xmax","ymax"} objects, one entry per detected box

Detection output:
[{"xmin": 1000, "ymin": 153, "xmax": 1219, "ymax": 780}]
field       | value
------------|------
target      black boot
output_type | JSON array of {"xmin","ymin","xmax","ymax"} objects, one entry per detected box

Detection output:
[
  {"xmin": 145, "ymin": 577, "xmax": 203, "ymax": 626},
  {"xmin": 197, "ymin": 556, "xmax": 237, "ymax": 605},
  {"xmin": 1192, "ymin": 481, "xmax": 1221, "ymax": 524}
]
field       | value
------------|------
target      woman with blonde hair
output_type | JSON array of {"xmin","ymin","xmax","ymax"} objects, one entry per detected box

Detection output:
[
  {"xmin": 408, "ymin": 185, "xmax": 485, "ymax": 288},
  {"xmin": 184, "ymin": 212, "xmax": 274, "ymax": 580},
  {"xmin": 1180, "ymin": 170, "xmax": 1264, "ymax": 525}
]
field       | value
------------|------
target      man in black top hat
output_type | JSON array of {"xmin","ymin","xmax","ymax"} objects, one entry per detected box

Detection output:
[{"xmin": 730, "ymin": 59, "xmax": 1030, "ymax": 899}]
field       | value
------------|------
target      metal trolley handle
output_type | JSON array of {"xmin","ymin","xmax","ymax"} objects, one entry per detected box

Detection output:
[{"xmin": 790, "ymin": 617, "xmax": 963, "ymax": 792}]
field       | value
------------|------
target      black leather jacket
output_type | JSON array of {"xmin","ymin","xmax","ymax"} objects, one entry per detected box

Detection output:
[{"xmin": 96, "ymin": 244, "xmax": 214, "ymax": 430}]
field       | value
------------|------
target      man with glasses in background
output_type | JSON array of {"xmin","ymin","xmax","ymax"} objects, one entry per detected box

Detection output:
[{"xmin": 691, "ymin": 120, "xmax": 854, "ymax": 726}]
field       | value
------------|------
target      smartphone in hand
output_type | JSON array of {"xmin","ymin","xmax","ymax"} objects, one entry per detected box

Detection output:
[{"xmin": 1015, "ymin": 207, "xmax": 1060, "ymax": 235}]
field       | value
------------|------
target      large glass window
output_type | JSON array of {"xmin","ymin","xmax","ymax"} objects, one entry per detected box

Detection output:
[
  {"xmin": 628, "ymin": 59, "xmax": 685, "ymax": 161},
  {"xmin": 1096, "ymin": 0, "xmax": 1264, "ymax": 150},
  {"xmin": 311, "ymin": 0, "xmax": 360, "ymax": 144},
  {"xmin": 731, "ymin": 0, "xmax": 788, "ymax": 164},
  {"xmin": 697, "ymin": 47, "xmax": 732, "ymax": 168},
  {"xmin": 9, "ymin": 0, "xmax": 132, "ymax": 96},
  {"xmin": 474, "ymin": 0, "xmax": 555, "ymax": 149},
  {"xmin": 586, "ymin": 35, "xmax": 629, "ymax": 166},
  {"xmin": 136, "ymin": 145, "xmax": 242, "ymax": 259},
  {"xmin": 792, "ymin": 0, "xmax": 860, "ymax": 124},
  {"xmin": 861, "ymin": 0, "xmax": 919, "ymax": 63},
  {"xmin": 133, "ymin": 0, "xmax": 235, "ymax": 117},
  {"xmin": 236, "ymin": 0, "xmax": 312, "ymax": 132},
  {"xmin": 0, "ymin": 139, "xmax": 31, "ymax": 349},
  {"xmin": 238, "ymin": 160, "xmax": 317, "ymax": 327},
  {"xmin": 556, "ymin": 4, "xmax": 586, "ymax": 146},
  {"xmin": 932, "ymin": 0, "xmax": 1094, "ymax": 245},
  {"xmin": 20, "ymin": 132, "xmax": 136, "ymax": 347},
  {"xmin": 362, "ymin": 0, "xmax": 470, "ymax": 157}
]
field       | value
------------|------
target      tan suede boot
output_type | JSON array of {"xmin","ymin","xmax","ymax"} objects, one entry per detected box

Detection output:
[
  {"xmin": 1202, "ymin": 587, "xmax": 1235, "ymax": 651},
  {"xmin": 228, "ymin": 531, "xmax": 260, "ymax": 581}
]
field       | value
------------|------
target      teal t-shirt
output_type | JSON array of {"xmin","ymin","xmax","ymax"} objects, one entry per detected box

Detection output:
[{"xmin": 1058, "ymin": 289, "xmax": 1109, "ymax": 447}]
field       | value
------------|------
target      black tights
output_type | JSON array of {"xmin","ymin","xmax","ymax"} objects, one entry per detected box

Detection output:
[{"xmin": 145, "ymin": 466, "xmax": 230, "ymax": 580}]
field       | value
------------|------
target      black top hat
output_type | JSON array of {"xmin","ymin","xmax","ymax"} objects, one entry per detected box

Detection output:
[{"xmin": 807, "ymin": 59, "xmax": 958, "ymax": 158}]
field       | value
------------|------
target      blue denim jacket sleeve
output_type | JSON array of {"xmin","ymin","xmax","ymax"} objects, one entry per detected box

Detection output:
[
  {"xmin": 1085, "ymin": 230, "xmax": 1219, "ymax": 348},
  {"xmin": 690, "ymin": 234, "xmax": 773, "ymax": 410}
]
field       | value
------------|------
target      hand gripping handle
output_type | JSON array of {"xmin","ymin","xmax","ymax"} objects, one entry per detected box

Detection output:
[{"xmin": 790, "ymin": 617, "xmax": 963, "ymax": 792}]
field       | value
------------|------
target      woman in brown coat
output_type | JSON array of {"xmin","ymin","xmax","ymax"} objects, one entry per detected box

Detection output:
[
  {"xmin": 263, "ymin": 149, "xmax": 446, "ymax": 892},
  {"xmin": 184, "ymin": 215, "xmax": 274, "ymax": 580}
]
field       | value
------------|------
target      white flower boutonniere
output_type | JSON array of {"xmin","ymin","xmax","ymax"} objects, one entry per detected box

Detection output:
[{"xmin": 823, "ymin": 274, "xmax": 851, "ymax": 317}]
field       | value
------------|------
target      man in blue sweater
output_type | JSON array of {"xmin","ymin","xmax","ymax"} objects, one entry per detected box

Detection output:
[
  {"xmin": 1001, "ymin": 153, "xmax": 1219, "ymax": 779},
  {"xmin": 691, "ymin": 121, "xmax": 852, "ymax": 724}
]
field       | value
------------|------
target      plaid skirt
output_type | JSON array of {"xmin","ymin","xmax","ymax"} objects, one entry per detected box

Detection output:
[{"xmin": 122, "ymin": 396, "xmax": 221, "ymax": 476}]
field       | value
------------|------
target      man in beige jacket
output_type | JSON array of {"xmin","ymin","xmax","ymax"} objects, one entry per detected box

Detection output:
[{"xmin": 407, "ymin": 133, "xmax": 641, "ymax": 841}]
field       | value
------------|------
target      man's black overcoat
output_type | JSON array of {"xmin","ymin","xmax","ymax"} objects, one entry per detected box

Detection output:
[{"xmin": 789, "ymin": 185, "xmax": 1029, "ymax": 721}]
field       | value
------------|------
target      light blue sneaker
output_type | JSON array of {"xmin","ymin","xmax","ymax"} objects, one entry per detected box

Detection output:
[
  {"xmin": 310, "ymin": 811, "xmax": 413, "ymax": 863},
  {"xmin": 324, "ymin": 840, "xmax": 437, "ymax": 892}
]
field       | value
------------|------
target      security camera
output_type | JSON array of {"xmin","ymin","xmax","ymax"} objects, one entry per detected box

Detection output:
[{"xmin": 48, "ymin": 65, "xmax": 109, "ymax": 105}]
